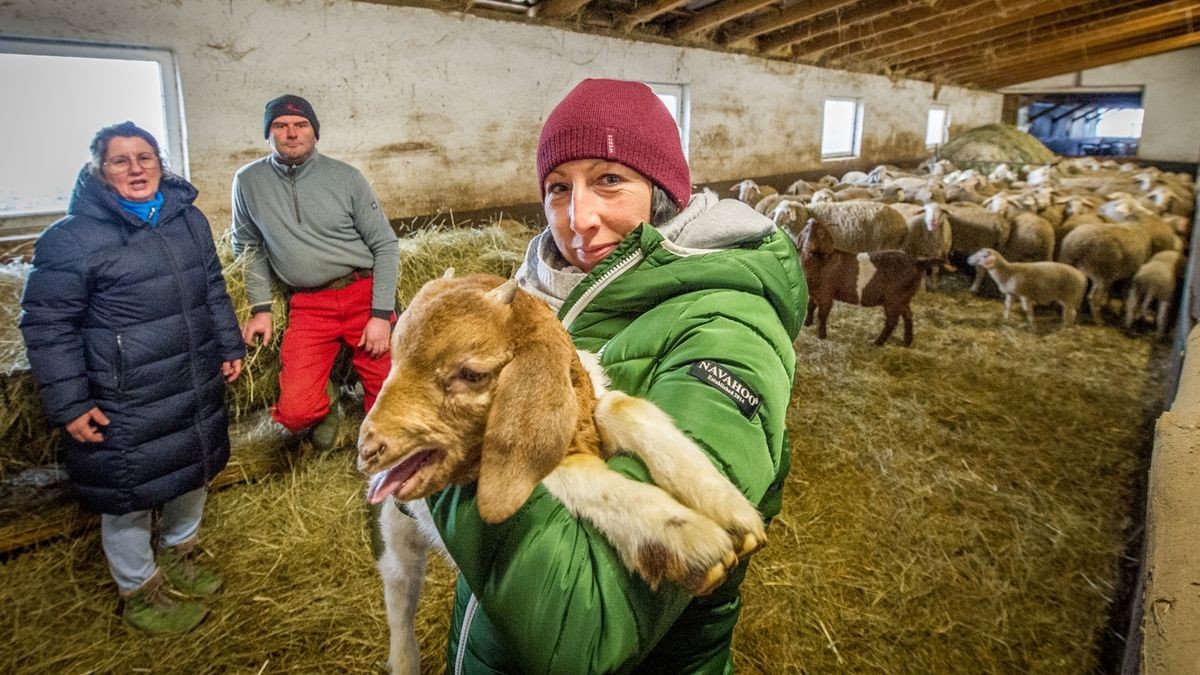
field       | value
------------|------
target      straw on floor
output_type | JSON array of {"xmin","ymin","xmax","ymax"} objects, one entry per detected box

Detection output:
[{"xmin": 0, "ymin": 269, "xmax": 1161, "ymax": 673}]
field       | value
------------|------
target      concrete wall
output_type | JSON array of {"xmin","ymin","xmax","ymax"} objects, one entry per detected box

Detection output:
[
  {"xmin": 1004, "ymin": 47, "xmax": 1200, "ymax": 164},
  {"xmin": 1, "ymin": 0, "xmax": 1001, "ymax": 232}
]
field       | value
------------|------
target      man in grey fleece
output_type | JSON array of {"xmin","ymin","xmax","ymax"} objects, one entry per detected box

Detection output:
[{"xmin": 231, "ymin": 94, "xmax": 399, "ymax": 449}]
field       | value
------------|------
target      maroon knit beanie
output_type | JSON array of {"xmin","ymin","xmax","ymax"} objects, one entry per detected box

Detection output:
[{"xmin": 537, "ymin": 79, "xmax": 691, "ymax": 208}]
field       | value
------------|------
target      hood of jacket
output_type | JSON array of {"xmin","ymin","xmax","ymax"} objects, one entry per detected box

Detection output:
[
  {"xmin": 516, "ymin": 191, "xmax": 804, "ymax": 341},
  {"xmin": 67, "ymin": 164, "xmax": 198, "ymax": 228}
]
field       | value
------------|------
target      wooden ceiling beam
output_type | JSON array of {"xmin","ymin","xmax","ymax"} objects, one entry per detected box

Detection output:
[
  {"xmin": 970, "ymin": 30, "xmax": 1200, "ymax": 89},
  {"xmin": 717, "ymin": 0, "xmax": 860, "ymax": 45},
  {"xmin": 538, "ymin": 0, "xmax": 593, "ymax": 19},
  {"xmin": 758, "ymin": 0, "xmax": 926, "ymax": 53},
  {"xmin": 667, "ymin": 0, "xmax": 777, "ymax": 39},
  {"xmin": 942, "ymin": 6, "xmax": 1200, "ymax": 82},
  {"xmin": 1026, "ymin": 104, "xmax": 1063, "ymax": 123},
  {"xmin": 614, "ymin": 0, "xmax": 691, "ymax": 31},
  {"xmin": 902, "ymin": 0, "xmax": 1195, "ymax": 73},
  {"xmin": 829, "ymin": 0, "xmax": 1108, "ymax": 65},
  {"xmin": 802, "ymin": 0, "xmax": 1005, "ymax": 59},
  {"xmin": 1049, "ymin": 102, "xmax": 1090, "ymax": 123}
]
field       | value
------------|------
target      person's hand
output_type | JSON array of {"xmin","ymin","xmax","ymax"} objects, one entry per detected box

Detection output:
[
  {"xmin": 242, "ymin": 312, "xmax": 273, "ymax": 347},
  {"xmin": 66, "ymin": 407, "xmax": 110, "ymax": 443},
  {"xmin": 358, "ymin": 317, "xmax": 392, "ymax": 358},
  {"xmin": 222, "ymin": 359, "xmax": 243, "ymax": 383}
]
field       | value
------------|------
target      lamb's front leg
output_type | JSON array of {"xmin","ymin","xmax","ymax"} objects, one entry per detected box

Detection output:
[
  {"xmin": 542, "ymin": 455, "xmax": 737, "ymax": 596},
  {"xmin": 378, "ymin": 500, "xmax": 437, "ymax": 675},
  {"xmin": 592, "ymin": 392, "xmax": 766, "ymax": 558}
]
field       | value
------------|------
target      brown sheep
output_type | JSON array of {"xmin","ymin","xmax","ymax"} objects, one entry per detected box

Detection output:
[{"xmin": 798, "ymin": 218, "xmax": 940, "ymax": 347}]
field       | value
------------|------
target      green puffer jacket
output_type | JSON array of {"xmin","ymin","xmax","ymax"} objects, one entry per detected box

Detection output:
[{"xmin": 428, "ymin": 194, "xmax": 806, "ymax": 674}]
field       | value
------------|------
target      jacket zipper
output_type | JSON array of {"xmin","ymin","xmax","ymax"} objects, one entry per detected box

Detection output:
[
  {"xmin": 560, "ymin": 250, "xmax": 643, "ymax": 331},
  {"xmin": 454, "ymin": 594, "xmax": 480, "ymax": 675},
  {"xmin": 115, "ymin": 334, "xmax": 126, "ymax": 391},
  {"xmin": 287, "ymin": 166, "xmax": 302, "ymax": 226}
]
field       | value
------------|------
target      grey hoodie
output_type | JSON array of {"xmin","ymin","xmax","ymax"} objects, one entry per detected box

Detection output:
[{"xmin": 515, "ymin": 191, "xmax": 777, "ymax": 312}]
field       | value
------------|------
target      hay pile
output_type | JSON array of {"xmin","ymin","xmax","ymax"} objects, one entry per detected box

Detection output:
[
  {"xmin": 0, "ymin": 272, "xmax": 1161, "ymax": 673},
  {"xmin": 938, "ymin": 123, "xmax": 1057, "ymax": 171}
]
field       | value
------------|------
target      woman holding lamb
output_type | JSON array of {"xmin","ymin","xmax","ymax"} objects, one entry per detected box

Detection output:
[
  {"xmin": 421, "ymin": 79, "xmax": 807, "ymax": 672},
  {"xmin": 19, "ymin": 122, "xmax": 244, "ymax": 636}
]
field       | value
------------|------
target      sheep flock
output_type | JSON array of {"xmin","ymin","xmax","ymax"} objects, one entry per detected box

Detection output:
[{"xmin": 734, "ymin": 156, "xmax": 1195, "ymax": 339}]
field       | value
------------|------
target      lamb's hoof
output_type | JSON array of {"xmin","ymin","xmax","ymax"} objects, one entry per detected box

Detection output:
[
  {"xmin": 733, "ymin": 531, "xmax": 766, "ymax": 559},
  {"xmin": 693, "ymin": 564, "xmax": 729, "ymax": 597}
]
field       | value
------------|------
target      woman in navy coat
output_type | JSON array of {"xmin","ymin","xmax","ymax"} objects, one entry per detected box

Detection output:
[{"xmin": 20, "ymin": 121, "xmax": 245, "ymax": 635}]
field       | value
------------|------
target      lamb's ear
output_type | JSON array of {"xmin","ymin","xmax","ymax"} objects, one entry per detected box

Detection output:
[
  {"xmin": 476, "ymin": 304, "xmax": 577, "ymax": 523},
  {"xmin": 442, "ymin": 267, "xmax": 456, "ymax": 279}
]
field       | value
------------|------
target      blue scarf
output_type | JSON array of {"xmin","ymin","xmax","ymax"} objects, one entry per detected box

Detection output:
[{"xmin": 116, "ymin": 191, "xmax": 165, "ymax": 226}]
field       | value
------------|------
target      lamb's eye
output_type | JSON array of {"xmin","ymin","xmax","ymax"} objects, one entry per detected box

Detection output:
[{"xmin": 459, "ymin": 366, "xmax": 488, "ymax": 383}]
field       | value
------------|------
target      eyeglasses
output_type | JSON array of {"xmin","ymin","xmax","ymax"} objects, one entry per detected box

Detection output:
[{"xmin": 104, "ymin": 153, "xmax": 159, "ymax": 173}]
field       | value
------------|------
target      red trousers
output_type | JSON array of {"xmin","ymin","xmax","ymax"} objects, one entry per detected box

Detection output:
[{"xmin": 272, "ymin": 276, "xmax": 393, "ymax": 432}]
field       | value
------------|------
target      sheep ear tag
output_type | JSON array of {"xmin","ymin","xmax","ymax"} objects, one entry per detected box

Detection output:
[{"xmin": 688, "ymin": 359, "xmax": 761, "ymax": 420}]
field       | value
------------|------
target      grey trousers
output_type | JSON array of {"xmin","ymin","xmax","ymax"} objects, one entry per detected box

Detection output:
[{"xmin": 100, "ymin": 487, "xmax": 207, "ymax": 594}]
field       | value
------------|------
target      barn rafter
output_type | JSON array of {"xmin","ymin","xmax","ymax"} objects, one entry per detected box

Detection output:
[{"xmin": 355, "ymin": 0, "xmax": 1200, "ymax": 90}]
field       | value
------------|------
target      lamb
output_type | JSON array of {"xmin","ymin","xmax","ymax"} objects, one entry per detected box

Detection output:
[
  {"xmin": 1125, "ymin": 250, "xmax": 1185, "ymax": 337},
  {"xmin": 358, "ymin": 273, "xmax": 766, "ymax": 675},
  {"xmin": 731, "ymin": 179, "xmax": 777, "ymax": 205},
  {"xmin": 891, "ymin": 202, "xmax": 952, "ymax": 290},
  {"xmin": 797, "ymin": 218, "xmax": 940, "ymax": 347},
  {"xmin": 966, "ymin": 248, "xmax": 1087, "ymax": 328},
  {"xmin": 772, "ymin": 199, "xmax": 908, "ymax": 253},
  {"xmin": 1057, "ymin": 222, "xmax": 1152, "ymax": 324}
]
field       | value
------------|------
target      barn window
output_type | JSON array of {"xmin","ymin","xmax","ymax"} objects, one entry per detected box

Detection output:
[
  {"xmin": 821, "ymin": 98, "xmax": 862, "ymax": 159},
  {"xmin": 926, "ymin": 105, "xmax": 949, "ymax": 148},
  {"xmin": 1095, "ymin": 108, "xmax": 1144, "ymax": 139},
  {"xmin": 0, "ymin": 37, "xmax": 184, "ymax": 222},
  {"xmin": 645, "ymin": 81, "xmax": 690, "ymax": 159}
]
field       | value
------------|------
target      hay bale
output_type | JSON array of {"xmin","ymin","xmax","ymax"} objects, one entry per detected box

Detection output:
[{"xmin": 938, "ymin": 124, "xmax": 1057, "ymax": 172}]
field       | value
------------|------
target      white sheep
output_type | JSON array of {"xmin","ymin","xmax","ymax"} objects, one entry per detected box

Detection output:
[
  {"xmin": 360, "ymin": 273, "xmax": 767, "ymax": 674},
  {"xmin": 891, "ymin": 202, "xmax": 952, "ymax": 290},
  {"xmin": 772, "ymin": 199, "xmax": 908, "ymax": 253},
  {"xmin": 1057, "ymin": 222, "xmax": 1152, "ymax": 324},
  {"xmin": 1125, "ymin": 250, "xmax": 1185, "ymax": 338},
  {"xmin": 984, "ymin": 193, "xmax": 1054, "ymax": 263},
  {"xmin": 967, "ymin": 248, "xmax": 1088, "ymax": 328},
  {"xmin": 730, "ymin": 179, "xmax": 777, "ymax": 205},
  {"xmin": 942, "ymin": 203, "xmax": 1012, "ymax": 292}
]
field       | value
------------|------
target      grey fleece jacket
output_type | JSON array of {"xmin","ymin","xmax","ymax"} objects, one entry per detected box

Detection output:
[{"xmin": 231, "ymin": 150, "xmax": 399, "ymax": 316}]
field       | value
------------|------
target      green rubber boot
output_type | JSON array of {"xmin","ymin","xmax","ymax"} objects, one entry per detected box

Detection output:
[
  {"xmin": 121, "ymin": 571, "xmax": 208, "ymax": 636},
  {"xmin": 159, "ymin": 541, "xmax": 222, "ymax": 597},
  {"xmin": 311, "ymin": 379, "xmax": 343, "ymax": 452}
]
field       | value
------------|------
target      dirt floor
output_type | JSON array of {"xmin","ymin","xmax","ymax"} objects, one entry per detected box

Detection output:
[{"xmin": 0, "ymin": 275, "xmax": 1170, "ymax": 674}]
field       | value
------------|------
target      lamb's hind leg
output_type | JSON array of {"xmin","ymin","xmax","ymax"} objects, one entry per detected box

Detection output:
[
  {"xmin": 542, "ymin": 455, "xmax": 737, "ymax": 596},
  {"xmin": 378, "ymin": 500, "xmax": 437, "ymax": 675},
  {"xmin": 593, "ymin": 391, "xmax": 766, "ymax": 558}
]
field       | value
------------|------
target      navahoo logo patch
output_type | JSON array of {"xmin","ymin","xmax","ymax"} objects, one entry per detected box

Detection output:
[{"xmin": 688, "ymin": 359, "xmax": 762, "ymax": 419}]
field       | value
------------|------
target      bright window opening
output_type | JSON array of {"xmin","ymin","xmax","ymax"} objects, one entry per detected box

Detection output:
[
  {"xmin": 821, "ymin": 98, "xmax": 862, "ymax": 159},
  {"xmin": 1095, "ymin": 108, "xmax": 1144, "ymax": 138},
  {"xmin": 645, "ymin": 81, "xmax": 690, "ymax": 160},
  {"xmin": 0, "ymin": 38, "xmax": 184, "ymax": 220},
  {"xmin": 926, "ymin": 105, "xmax": 949, "ymax": 147}
]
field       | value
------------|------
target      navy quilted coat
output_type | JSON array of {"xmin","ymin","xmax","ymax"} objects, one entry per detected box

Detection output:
[{"xmin": 19, "ymin": 167, "xmax": 245, "ymax": 515}]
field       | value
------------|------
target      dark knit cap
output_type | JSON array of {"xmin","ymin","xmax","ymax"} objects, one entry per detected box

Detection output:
[
  {"xmin": 537, "ymin": 79, "xmax": 691, "ymax": 208},
  {"xmin": 263, "ymin": 94, "xmax": 320, "ymax": 140}
]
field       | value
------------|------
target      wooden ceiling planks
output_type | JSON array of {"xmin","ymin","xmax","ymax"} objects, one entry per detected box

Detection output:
[{"xmin": 353, "ymin": 0, "xmax": 1200, "ymax": 90}]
